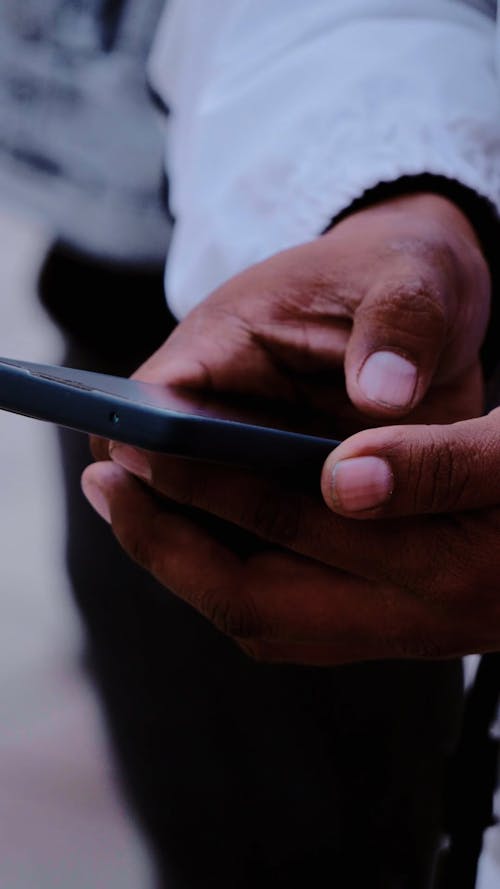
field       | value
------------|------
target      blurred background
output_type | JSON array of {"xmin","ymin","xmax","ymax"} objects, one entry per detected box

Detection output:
[
  {"xmin": 0, "ymin": 0, "xmax": 169, "ymax": 264},
  {"xmin": 0, "ymin": 209, "xmax": 153, "ymax": 889},
  {"xmin": 0, "ymin": 1, "xmax": 168, "ymax": 886},
  {"xmin": 0, "ymin": 3, "xmax": 498, "ymax": 888}
]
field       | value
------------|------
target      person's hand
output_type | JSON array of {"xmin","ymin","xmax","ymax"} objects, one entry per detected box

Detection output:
[
  {"xmin": 128, "ymin": 192, "xmax": 490, "ymax": 430},
  {"xmin": 82, "ymin": 190, "xmax": 494, "ymax": 665},
  {"xmin": 81, "ymin": 405, "xmax": 500, "ymax": 664}
]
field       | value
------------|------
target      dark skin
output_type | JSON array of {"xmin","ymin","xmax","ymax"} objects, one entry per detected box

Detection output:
[{"xmin": 82, "ymin": 192, "xmax": 498, "ymax": 665}]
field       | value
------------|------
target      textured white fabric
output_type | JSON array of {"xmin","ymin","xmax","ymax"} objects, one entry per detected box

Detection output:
[{"xmin": 148, "ymin": 0, "xmax": 500, "ymax": 319}]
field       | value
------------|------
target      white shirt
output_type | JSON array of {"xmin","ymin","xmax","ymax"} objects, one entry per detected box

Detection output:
[{"xmin": 148, "ymin": 0, "xmax": 500, "ymax": 320}]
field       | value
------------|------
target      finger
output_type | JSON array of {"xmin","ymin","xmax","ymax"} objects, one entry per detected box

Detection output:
[
  {"xmin": 131, "ymin": 302, "xmax": 299, "ymax": 402},
  {"xmin": 237, "ymin": 549, "xmax": 441, "ymax": 661},
  {"xmin": 89, "ymin": 434, "xmax": 110, "ymax": 462},
  {"xmin": 107, "ymin": 443, "xmax": 444, "ymax": 593},
  {"xmin": 344, "ymin": 236, "xmax": 489, "ymax": 419},
  {"xmin": 80, "ymin": 461, "xmax": 263, "ymax": 638},
  {"xmin": 344, "ymin": 266, "xmax": 450, "ymax": 418},
  {"xmin": 131, "ymin": 250, "xmax": 349, "ymax": 406},
  {"xmin": 321, "ymin": 406, "xmax": 500, "ymax": 517},
  {"xmin": 81, "ymin": 461, "xmax": 439, "ymax": 662}
]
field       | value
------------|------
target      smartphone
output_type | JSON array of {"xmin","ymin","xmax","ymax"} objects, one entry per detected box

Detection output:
[{"xmin": 0, "ymin": 357, "xmax": 340, "ymax": 477}]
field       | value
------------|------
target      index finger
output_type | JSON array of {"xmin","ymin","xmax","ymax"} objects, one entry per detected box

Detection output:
[
  {"xmin": 107, "ymin": 443, "xmax": 450, "ymax": 596},
  {"xmin": 81, "ymin": 461, "xmax": 439, "ymax": 663}
]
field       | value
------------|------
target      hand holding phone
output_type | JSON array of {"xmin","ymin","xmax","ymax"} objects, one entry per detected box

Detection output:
[{"xmin": 0, "ymin": 357, "xmax": 341, "ymax": 478}]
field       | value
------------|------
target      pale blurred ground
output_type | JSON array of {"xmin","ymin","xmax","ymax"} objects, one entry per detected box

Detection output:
[
  {"xmin": 0, "ymin": 203, "xmax": 152, "ymax": 889},
  {"xmin": 0, "ymin": 201, "xmax": 498, "ymax": 889}
]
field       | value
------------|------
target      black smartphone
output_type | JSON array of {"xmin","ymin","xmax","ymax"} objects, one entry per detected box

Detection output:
[{"xmin": 0, "ymin": 357, "xmax": 341, "ymax": 477}]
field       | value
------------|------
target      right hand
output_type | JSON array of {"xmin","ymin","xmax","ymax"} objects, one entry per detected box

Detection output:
[
  {"xmin": 81, "ymin": 405, "xmax": 500, "ymax": 664},
  {"xmin": 131, "ymin": 192, "xmax": 490, "ymax": 432},
  {"xmin": 322, "ymin": 405, "xmax": 500, "ymax": 517},
  {"xmin": 82, "ymin": 191, "xmax": 495, "ymax": 666}
]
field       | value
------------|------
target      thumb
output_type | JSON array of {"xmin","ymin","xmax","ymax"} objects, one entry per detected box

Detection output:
[
  {"xmin": 321, "ymin": 407, "xmax": 500, "ymax": 518},
  {"xmin": 344, "ymin": 276, "xmax": 450, "ymax": 419}
]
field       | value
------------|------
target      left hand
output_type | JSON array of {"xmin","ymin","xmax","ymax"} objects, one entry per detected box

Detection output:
[
  {"xmin": 81, "ymin": 427, "xmax": 500, "ymax": 665},
  {"xmin": 82, "ymin": 190, "xmax": 493, "ymax": 665}
]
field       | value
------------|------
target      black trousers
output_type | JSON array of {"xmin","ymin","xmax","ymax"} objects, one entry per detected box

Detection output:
[{"xmin": 40, "ymin": 247, "xmax": 464, "ymax": 889}]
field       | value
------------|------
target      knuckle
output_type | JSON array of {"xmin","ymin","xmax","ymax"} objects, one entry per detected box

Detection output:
[
  {"xmin": 198, "ymin": 587, "xmax": 260, "ymax": 638},
  {"xmin": 360, "ymin": 280, "xmax": 447, "ymax": 348},
  {"xmin": 386, "ymin": 232, "xmax": 456, "ymax": 283},
  {"xmin": 408, "ymin": 431, "xmax": 469, "ymax": 514}
]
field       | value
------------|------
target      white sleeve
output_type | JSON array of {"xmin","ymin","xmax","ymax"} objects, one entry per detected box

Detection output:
[
  {"xmin": 150, "ymin": 0, "xmax": 500, "ymax": 317},
  {"xmin": 267, "ymin": 0, "xmax": 500, "ymax": 240}
]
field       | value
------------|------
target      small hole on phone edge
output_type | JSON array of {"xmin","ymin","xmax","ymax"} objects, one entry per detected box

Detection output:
[{"xmin": 109, "ymin": 411, "xmax": 120, "ymax": 425}]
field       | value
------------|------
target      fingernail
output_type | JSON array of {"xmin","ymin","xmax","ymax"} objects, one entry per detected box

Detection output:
[
  {"xmin": 81, "ymin": 476, "xmax": 111, "ymax": 523},
  {"xmin": 330, "ymin": 456, "xmax": 393, "ymax": 512},
  {"xmin": 110, "ymin": 444, "xmax": 151, "ymax": 481},
  {"xmin": 358, "ymin": 351, "xmax": 417, "ymax": 408}
]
